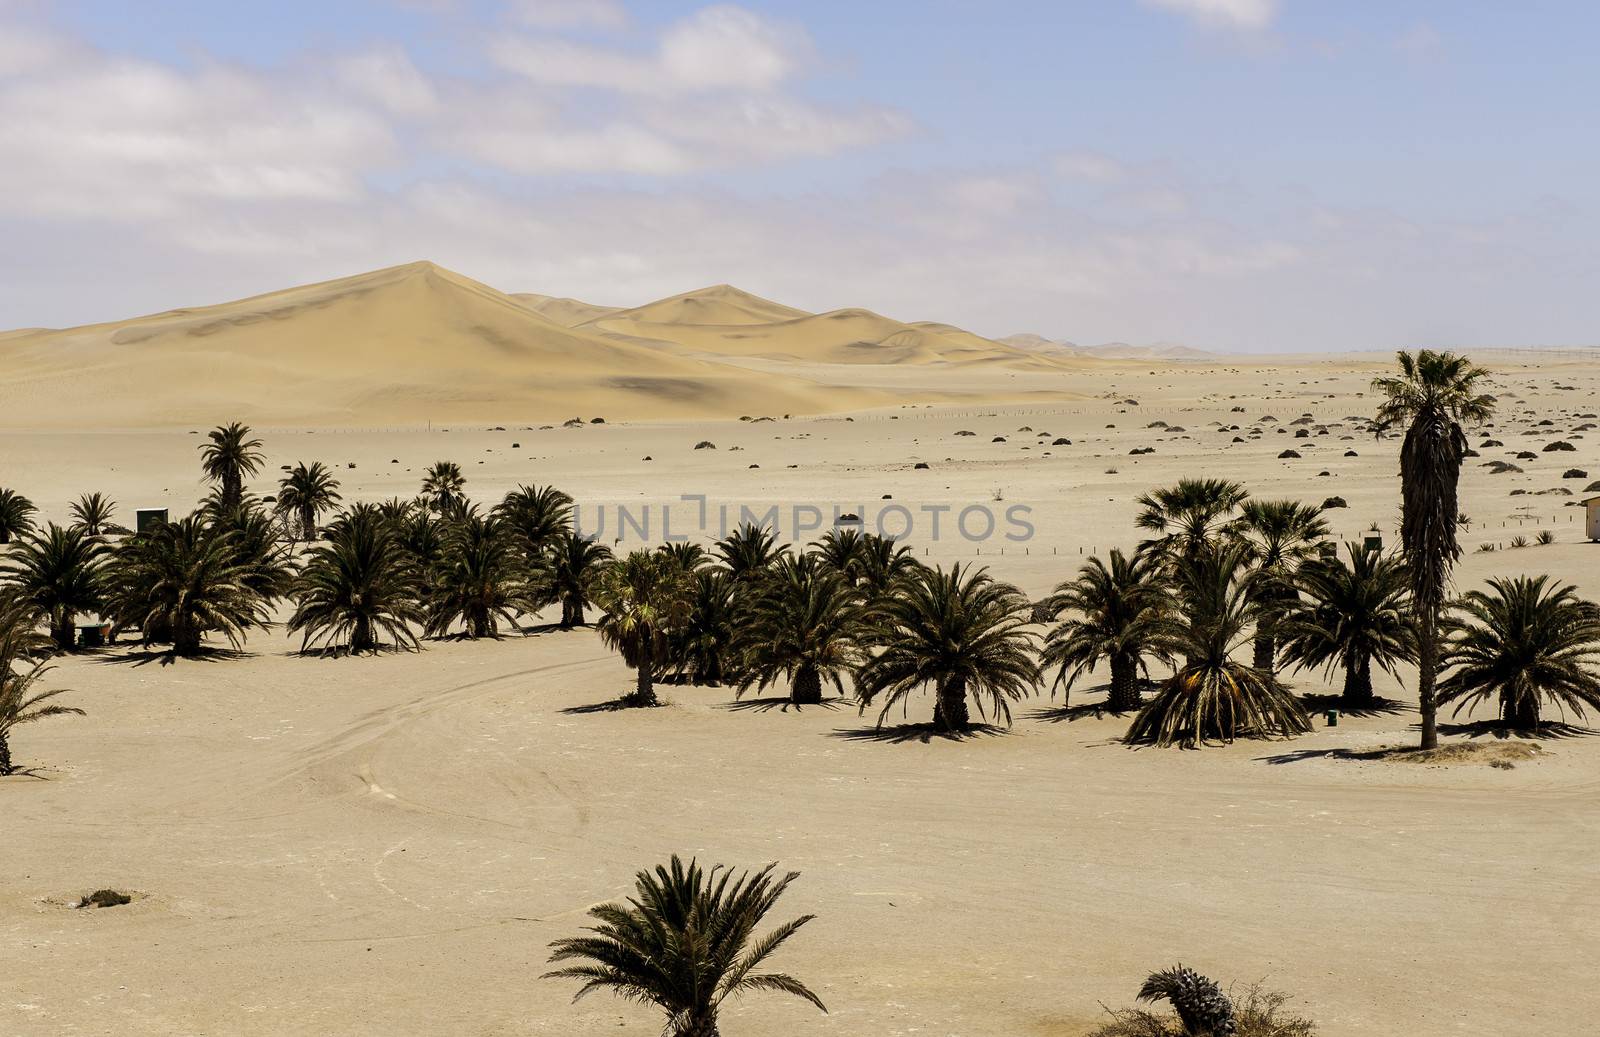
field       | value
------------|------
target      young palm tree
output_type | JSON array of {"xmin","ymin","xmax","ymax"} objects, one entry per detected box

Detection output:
[
  {"xmin": 735, "ymin": 555, "xmax": 862, "ymax": 705},
  {"xmin": 425, "ymin": 513, "xmax": 534, "ymax": 638},
  {"xmin": 1040, "ymin": 547, "xmax": 1172, "ymax": 712},
  {"xmin": 104, "ymin": 515, "xmax": 272, "ymax": 655},
  {"xmin": 199, "ymin": 422, "xmax": 265, "ymax": 511},
  {"xmin": 594, "ymin": 550, "xmax": 694, "ymax": 706},
  {"xmin": 0, "ymin": 523, "xmax": 105, "ymax": 650},
  {"xmin": 852, "ymin": 532, "xmax": 923, "ymax": 603},
  {"xmin": 420, "ymin": 461, "xmax": 466, "ymax": 515},
  {"xmin": 1, "ymin": 594, "xmax": 83, "ymax": 776},
  {"xmin": 69, "ymin": 492, "xmax": 118, "ymax": 537},
  {"xmin": 715, "ymin": 523, "xmax": 788, "ymax": 582},
  {"xmin": 1373, "ymin": 349, "xmax": 1495, "ymax": 749},
  {"xmin": 0, "ymin": 487, "xmax": 37, "ymax": 545},
  {"xmin": 658, "ymin": 541, "xmax": 713, "ymax": 573},
  {"xmin": 276, "ymin": 462, "xmax": 342, "ymax": 540},
  {"xmin": 545, "ymin": 855, "xmax": 826, "ymax": 1037},
  {"xmin": 811, "ymin": 527, "xmax": 867, "ymax": 579},
  {"xmin": 856, "ymin": 563, "xmax": 1039, "ymax": 732},
  {"xmin": 668, "ymin": 569, "xmax": 737, "ymax": 686},
  {"xmin": 205, "ymin": 498, "xmax": 295, "ymax": 602},
  {"xmin": 496, "ymin": 484, "xmax": 574, "ymax": 560},
  {"xmin": 1126, "ymin": 544, "xmax": 1311, "ymax": 748},
  {"xmin": 540, "ymin": 531, "xmax": 615, "ymax": 628},
  {"xmin": 288, "ymin": 509, "xmax": 423, "ymax": 655},
  {"xmin": 1278, "ymin": 543, "xmax": 1416, "ymax": 708},
  {"xmin": 1438, "ymin": 575, "xmax": 1600, "ymax": 730},
  {"xmin": 1233, "ymin": 498, "xmax": 1330, "ymax": 672}
]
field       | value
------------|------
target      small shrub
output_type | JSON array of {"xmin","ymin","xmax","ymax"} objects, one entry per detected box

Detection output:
[
  {"xmin": 1536, "ymin": 530, "xmax": 1555, "ymax": 545},
  {"xmin": 1509, "ymin": 535, "xmax": 1528, "ymax": 549},
  {"xmin": 1091, "ymin": 981, "xmax": 1316, "ymax": 1037}
]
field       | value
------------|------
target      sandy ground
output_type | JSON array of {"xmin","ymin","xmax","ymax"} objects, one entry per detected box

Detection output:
[{"xmin": 4, "ymin": 357, "xmax": 1600, "ymax": 1036}]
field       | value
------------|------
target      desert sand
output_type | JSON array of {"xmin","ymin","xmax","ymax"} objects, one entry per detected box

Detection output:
[{"xmin": 3, "ymin": 269, "xmax": 1600, "ymax": 1036}]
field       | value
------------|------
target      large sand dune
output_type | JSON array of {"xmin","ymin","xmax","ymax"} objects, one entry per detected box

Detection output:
[{"xmin": 0, "ymin": 265, "xmax": 1079, "ymax": 429}]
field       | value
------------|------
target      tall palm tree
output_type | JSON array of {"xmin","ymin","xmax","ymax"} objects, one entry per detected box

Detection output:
[
  {"xmin": 1279, "ymin": 543, "xmax": 1416, "ymax": 708},
  {"xmin": 1438, "ymin": 575, "xmax": 1600, "ymax": 730},
  {"xmin": 420, "ymin": 461, "xmax": 466, "ymax": 515},
  {"xmin": 1373, "ymin": 349, "xmax": 1495, "ymax": 748},
  {"xmin": 1233, "ymin": 498, "xmax": 1330, "ymax": 672},
  {"xmin": 715, "ymin": 523, "xmax": 788, "ymax": 582},
  {"xmin": 658, "ymin": 541, "xmax": 713, "ymax": 574},
  {"xmin": 736, "ymin": 555, "xmax": 862, "ymax": 705},
  {"xmin": 288, "ymin": 509, "xmax": 423, "ymax": 655},
  {"xmin": 545, "ymin": 855, "xmax": 826, "ymax": 1037},
  {"xmin": 594, "ymin": 550, "xmax": 694, "ymax": 706},
  {"xmin": 0, "ymin": 487, "xmax": 37, "ymax": 545},
  {"xmin": 540, "ymin": 531, "xmax": 615, "ymax": 628},
  {"xmin": 199, "ymin": 422, "xmax": 265, "ymax": 511},
  {"xmin": 856, "ymin": 563, "xmax": 1039, "ymax": 732},
  {"xmin": 0, "ymin": 593, "xmax": 83, "ymax": 776},
  {"xmin": 668, "ymin": 569, "xmax": 737, "ymax": 686},
  {"xmin": 1, "ymin": 523, "xmax": 105, "ymax": 650},
  {"xmin": 811, "ymin": 528, "xmax": 867, "ymax": 579},
  {"xmin": 496, "ymin": 484, "xmax": 574, "ymax": 560},
  {"xmin": 425, "ymin": 513, "xmax": 533, "ymax": 638},
  {"xmin": 1040, "ymin": 547, "xmax": 1172, "ymax": 712},
  {"xmin": 104, "ymin": 515, "xmax": 273, "ymax": 655},
  {"xmin": 69, "ymin": 493, "xmax": 118, "ymax": 538},
  {"xmin": 1126, "ymin": 543, "xmax": 1311, "ymax": 748},
  {"xmin": 276, "ymin": 462, "xmax": 342, "ymax": 540}
]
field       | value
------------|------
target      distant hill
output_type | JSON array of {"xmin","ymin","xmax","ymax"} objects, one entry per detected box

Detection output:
[{"xmin": 1000, "ymin": 334, "xmax": 1214, "ymax": 361}]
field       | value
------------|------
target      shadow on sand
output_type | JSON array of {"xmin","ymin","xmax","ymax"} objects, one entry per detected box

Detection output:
[
  {"xmin": 1023, "ymin": 701, "xmax": 1138, "ymax": 724},
  {"xmin": 92, "ymin": 646, "xmax": 253, "ymax": 668},
  {"xmin": 1439, "ymin": 719, "xmax": 1593, "ymax": 740},
  {"xmin": 722, "ymin": 696, "xmax": 846, "ymax": 714},
  {"xmin": 1298, "ymin": 693, "xmax": 1406, "ymax": 719},
  {"xmin": 829, "ymin": 722, "xmax": 1006, "ymax": 745},
  {"xmin": 560, "ymin": 695, "xmax": 666, "ymax": 715}
]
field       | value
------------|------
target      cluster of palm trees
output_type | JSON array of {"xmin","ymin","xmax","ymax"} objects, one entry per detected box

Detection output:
[{"xmin": 5, "ymin": 351, "xmax": 1600, "ymax": 776}]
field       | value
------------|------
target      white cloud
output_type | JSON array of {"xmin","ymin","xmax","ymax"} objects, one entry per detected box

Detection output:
[
  {"xmin": 1143, "ymin": 0, "xmax": 1279, "ymax": 30},
  {"xmin": 491, "ymin": 4, "xmax": 810, "ymax": 93},
  {"xmin": 336, "ymin": 48, "xmax": 441, "ymax": 115}
]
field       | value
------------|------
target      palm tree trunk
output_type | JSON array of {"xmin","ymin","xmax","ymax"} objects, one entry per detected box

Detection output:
[
  {"xmin": 301, "ymin": 505, "xmax": 316, "ymax": 541},
  {"xmin": 1505, "ymin": 692, "xmax": 1540, "ymax": 731},
  {"xmin": 353, "ymin": 615, "xmax": 374, "ymax": 654},
  {"xmin": 934, "ymin": 675, "xmax": 969, "ymax": 732},
  {"xmin": 0, "ymin": 731, "xmax": 13, "ymax": 776},
  {"xmin": 674, "ymin": 1014, "xmax": 720, "ymax": 1037},
  {"xmin": 1252, "ymin": 619, "xmax": 1276, "ymax": 673},
  {"xmin": 1418, "ymin": 607, "xmax": 1439, "ymax": 749},
  {"xmin": 792, "ymin": 663, "xmax": 822, "ymax": 704},
  {"xmin": 174, "ymin": 619, "xmax": 202, "ymax": 656},
  {"xmin": 1342, "ymin": 652, "xmax": 1374, "ymax": 708},
  {"xmin": 630, "ymin": 663, "xmax": 658, "ymax": 707},
  {"xmin": 1108, "ymin": 653, "xmax": 1141, "ymax": 711},
  {"xmin": 562, "ymin": 593, "xmax": 585, "ymax": 628},
  {"xmin": 52, "ymin": 609, "xmax": 76, "ymax": 651}
]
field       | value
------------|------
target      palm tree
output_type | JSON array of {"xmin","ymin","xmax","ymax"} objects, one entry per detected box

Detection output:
[
  {"xmin": 1135, "ymin": 477, "xmax": 1249, "ymax": 562},
  {"xmin": 0, "ymin": 593, "xmax": 83, "ymax": 776},
  {"xmin": 1373, "ymin": 350, "xmax": 1495, "ymax": 748},
  {"xmin": 69, "ymin": 493, "xmax": 117, "ymax": 537},
  {"xmin": 420, "ymin": 461, "xmax": 466, "ymax": 515},
  {"xmin": 852, "ymin": 532, "xmax": 922, "ymax": 603},
  {"xmin": 425, "ymin": 513, "xmax": 533, "ymax": 638},
  {"xmin": 496, "ymin": 484, "xmax": 574, "ymax": 560},
  {"xmin": 103, "ymin": 515, "xmax": 273, "ymax": 655},
  {"xmin": 1438, "ymin": 575, "xmax": 1600, "ymax": 730},
  {"xmin": 658, "ymin": 541, "xmax": 713, "ymax": 574},
  {"xmin": 1234, "ymin": 498, "xmax": 1330, "ymax": 672},
  {"xmin": 1279, "ymin": 543, "xmax": 1416, "ymax": 708},
  {"xmin": 594, "ymin": 550, "xmax": 694, "ymax": 706},
  {"xmin": 811, "ymin": 527, "xmax": 867, "ymax": 579},
  {"xmin": 540, "ymin": 531, "xmax": 615, "ymax": 628},
  {"xmin": 1, "ymin": 523, "xmax": 105, "ymax": 650},
  {"xmin": 276, "ymin": 462, "xmax": 342, "ymax": 540},
  {"xmin": 288, "ymin": 509, "xmax": 423, "ymax": 655},
  {"xmin": 715, "ymin": 523, "xmax": 787, "ymax": 582},
  {"xmin": 736, "ymin": 555, "xmax": 861, "ymax": 705},
  {"xmin": 199, "ymin": 422, "xmax": 265, "ymax": 511},
  {"xmin": 545, "ymin": 855, "xmax": 826, "ymax": 1037},
  {"xmin": 1040, "ymin": 548, "xmax": 1172, "ymax": 712},
  {"xmin": 1126, "ymin": 544, "xmax": 1311, "ymax": 748},
  {"xmin": 0, "ymin": 487, "xmax": 37, "ymax": 545},
  {"xmin": 668, "ymin": 569, "xmax": 737, "ymax": 686},
  {"xmin": 856, "ymin": 563, "xmax": 1038, "ymax": 732}
]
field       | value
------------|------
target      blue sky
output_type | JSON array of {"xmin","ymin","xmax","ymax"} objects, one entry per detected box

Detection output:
[{"xmin": 2, "ymin": 0, "xmax": 1596, "ymax": 351}]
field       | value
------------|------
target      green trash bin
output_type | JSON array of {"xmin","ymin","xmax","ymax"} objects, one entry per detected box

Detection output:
[{"xmin": 1325, "ymin": 709, "xmax": 1338, "ymax": 727}]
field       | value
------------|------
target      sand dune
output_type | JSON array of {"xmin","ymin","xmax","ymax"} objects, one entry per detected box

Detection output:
[
  {"xmin": 0, "ymin": 263, "xmax": 1093, "ymax": 429},
  {"xmin": 0, "ymin": 263, "xmax": 912, "ymax": 428},
  {"xmin": 1002, "ymin": 333, "xmax": 1213, "ymax": 361}
]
